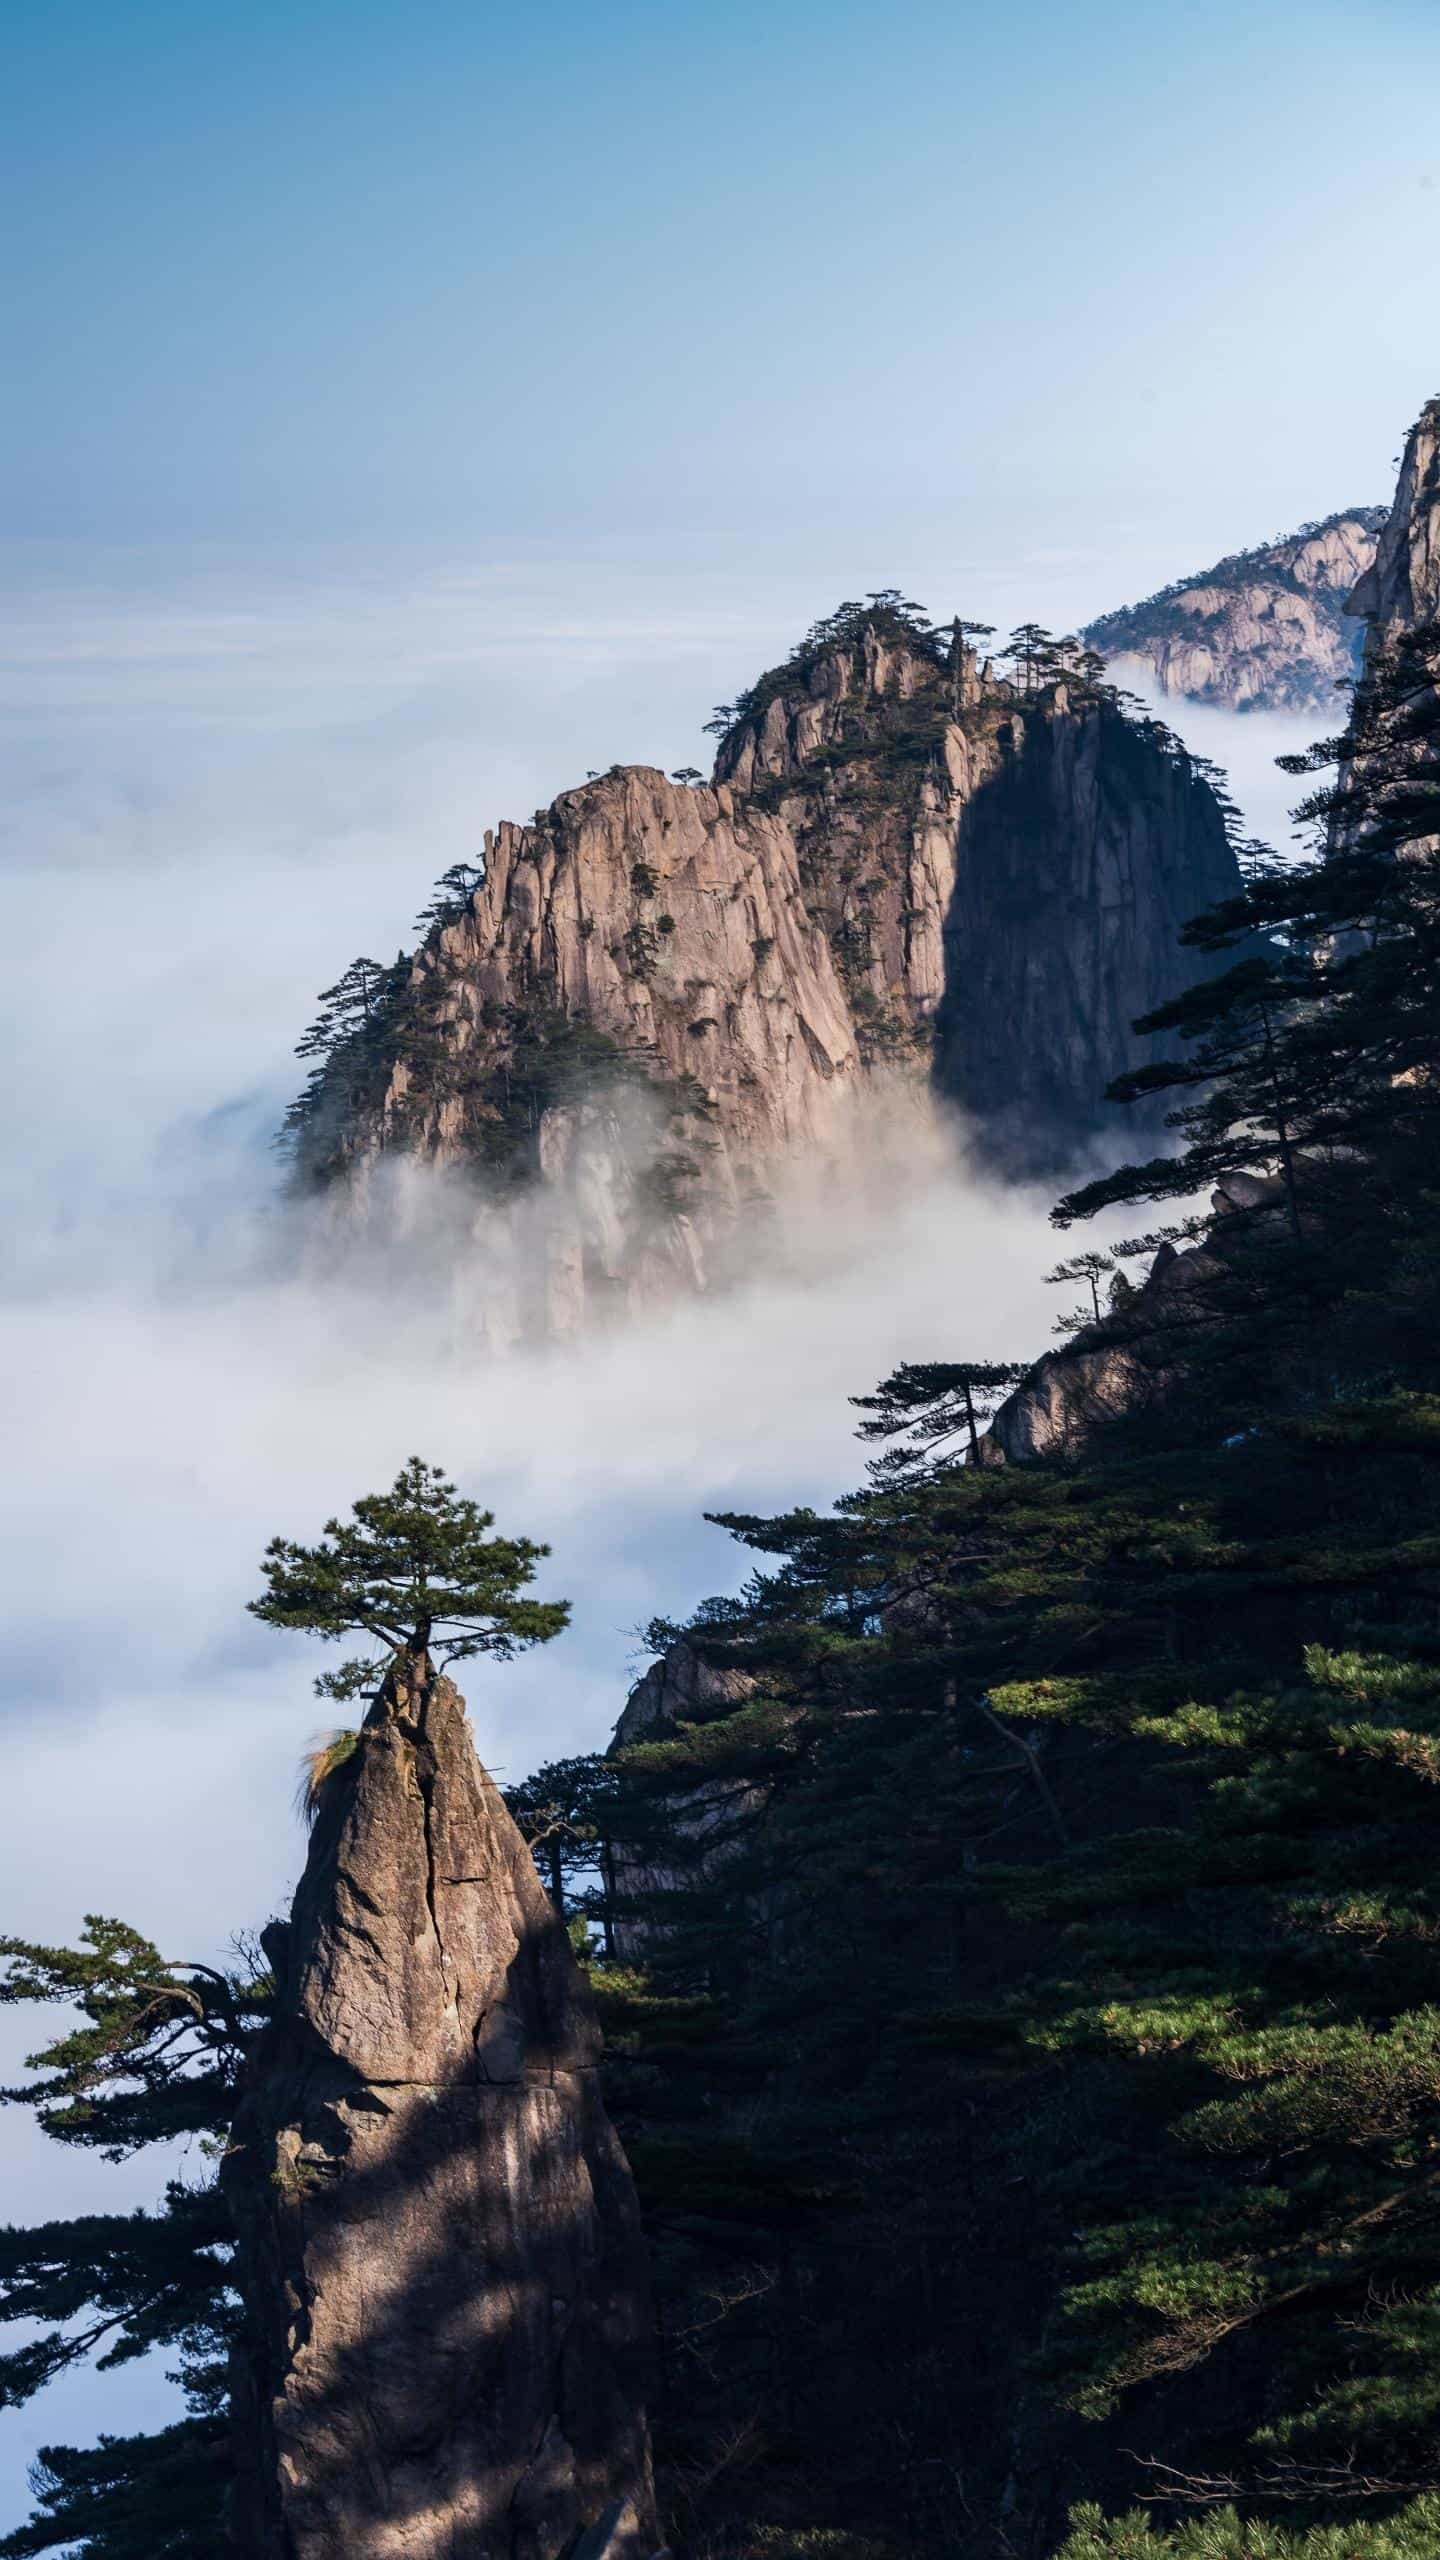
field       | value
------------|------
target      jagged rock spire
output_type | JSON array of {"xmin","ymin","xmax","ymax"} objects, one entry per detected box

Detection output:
[{"xmin": 225, "ymin": 1655, "xmax": 659, "ymax": 2560}]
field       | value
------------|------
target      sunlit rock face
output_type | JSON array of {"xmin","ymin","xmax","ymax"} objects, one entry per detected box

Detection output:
[
  {"xmin": 225, "ymin": 1658, "xmax": 658, "ymax": 2560},
  {"xmin": 293, "ymin": 619, "xmax": 1240, "ymax": 1321},
  {"xmin": 1084, "ymin": 509, "xmax": 1386, "ymax": 714}
]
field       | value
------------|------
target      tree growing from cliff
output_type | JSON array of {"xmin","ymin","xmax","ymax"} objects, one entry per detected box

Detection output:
[
  {"xmin": 413, "ymin": 859, "xmax": 485, "ymax": 935},
  {"xmin": 277, "ymin": 950, "xmax": 408, "ymax": 1168},
  {"xmin": 1045, "ymin": 1250, "xmax": 1116, "ymax": 1326},
  {"xmin": 1003, "ymin": 622, "xmax": 1060, "ymax": 690},
  {"xmin": 249, "ymin": 1456, "xmax": 570, "ymax": 1702},
  {"xmin": 851, "ymin": 1357, "xmax": 1028, "ymax": 1478}
]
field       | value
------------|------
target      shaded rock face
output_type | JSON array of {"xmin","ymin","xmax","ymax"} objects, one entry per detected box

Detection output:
[
  {"xmin": 606, "ymin": 1640, "xmax": 760, "ymax": 1963},
  {"xmin": 1349, "ymin": 398, "xmax": 1440, "ymax": 645},
  {"xmin": 932, "ymin": 691, "xmax": 1236, "ymax": 1170},
  {"xmin": 301, "ymin": 623, "xmax": 1240, "ymax": 1313},
  {"xmin": 225, "ymin": 1660, "xmax": 657, "ymax": 2560},
  {"xmin": 1334, "ymin": 397, "xmax": 1440, "ymax": 867},
  {"xmin": 1084, "ymin": 509, "xmax": 1385, "ymax": 714}
]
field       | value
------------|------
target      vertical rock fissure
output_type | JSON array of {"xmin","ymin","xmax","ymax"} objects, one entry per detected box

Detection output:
[{"xmin": 412, "ymin": 1675, "xmax": 449, "ymax": 2009}]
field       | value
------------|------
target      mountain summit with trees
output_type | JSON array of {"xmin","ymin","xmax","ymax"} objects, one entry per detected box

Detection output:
[{"xmin": 278, "ymin": 597, "xmax": 1241, "ymax": 1335}]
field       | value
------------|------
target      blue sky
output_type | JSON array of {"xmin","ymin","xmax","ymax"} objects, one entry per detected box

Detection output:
[{"xmin": 4, "ymin": 0, "xmax": 1437, "ymax": 554}]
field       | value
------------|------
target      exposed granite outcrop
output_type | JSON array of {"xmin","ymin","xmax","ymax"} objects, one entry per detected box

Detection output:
[
  {"xmin": 612, "ymin": 1638, "xmax": 756, "ymax": 1752},
  {"xmin": 1348, "ymin": 399, "xmax": 1440, "ymax": 645},
  {"xmin": 295, "ymin": 616, "xmax": 1240, "ymax": 1323},
  {"xmin": 225, "ymin": 1657, "xmax": 658, "ymax": 2560},
  {"xmin": 605, "ymin": 1639, "xmax": 761, "ymax": 1962},
  {"xmin": 1085, "ymin": 510, "xmax": 1385, "ymax": 714},
  {"xmin": 981, "ymin": 1171, "xmax": 1286, "ymax": 1465},
  {"xmin": 1329, "ymin": 399, "xmax": 1440, "ymax": 869}
]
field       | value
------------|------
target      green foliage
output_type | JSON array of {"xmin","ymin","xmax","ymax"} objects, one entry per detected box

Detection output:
[
  {"xmin": 0, "ymin": 2190, "xmax": 232, "ymax": 2405},
  {"xmin": 0, "ymin": 1922, "xmax": 260, "ymax": 2554},
  {"xmin": 248, "ymin": 1453, "xmax": 569, "ymax": 1699},
  {"xmin": 463, "ymin": 1003, "xmax": 659, "ymax": 1182},
  {"xmin": 576, "ymin": 1380, "xmax": 1440, "ymax": 2549},
  {"xmin": 19, "ymin": 512, "xmax": 1440, "ymax": 2558},
  {"xmin": 412, "ymin": 858, "xmax": 484, "ymax": 936},
  {"xmin": 0, "ymin": 2418, "xmax": 232, "ymax": 2558},
  {"xmin": 850, "ymin": 1357, "xmax": 1029, "ymax": 1479},
  {"xmin": 703, "ymin": 590, "xmax": 946, "ymax": 746},
  {"xmin": 622, "ymin": 918, "xmax": 661, "ymax": 976},
  {"xmin": 276, "ymin": 950, "xmax": 409, "ymax": 1172},
  {"xmin": 1055, "ymin": 2500, "xmax": 1440, "ymax": 2560},
  {"xmin": 504, "ymin": 1751, "xmax": 619, "ymax": 1933},
  {"xmin": 0, "ymin": 1915, "xmax": 265, "ymax": 2156}
]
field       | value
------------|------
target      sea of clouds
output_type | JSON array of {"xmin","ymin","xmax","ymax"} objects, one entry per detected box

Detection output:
[{"xmin": 0, "ymin": 536, "xmax": 1323, "ymax": 2502}]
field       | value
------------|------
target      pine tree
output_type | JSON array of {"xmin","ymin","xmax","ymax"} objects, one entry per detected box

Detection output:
[
  {"xmin": 275, "ymin": 951, "xmax": 407, "ymax": 1169},
  {"xmin": 248, "ymin": 1455, "xmax": 570, "ymax": 1701},
  {"xmin": 850, "ymin": 1357, "xmax": 1027, "ymax": 1476},
  {"xmin": 412, "ymin": 861, "xmax": 485, "ymax": 937},
  {"xmin": 0, "ymin": 1920, "xmax": 268, "ymax": 2556},
  {"xmin": 504, "ymin": 1751, "xmax": 619, "ymax": 1939},
  {"xmin": 1046, "ymin": 1250, "xmax": 1118, "ymax": 1327},
  {"xmin": 1003, "ymin": 621, "xmax": 1060, "ymax": 690}
]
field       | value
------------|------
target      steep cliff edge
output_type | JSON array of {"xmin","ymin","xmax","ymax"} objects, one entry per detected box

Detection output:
[
  {"xmin": 1348, "ymin": 397, "xmax": 1440, "ymax": 644},
  {"xmin": 224, "ymin": 1657, "xmax": 658, "ymax": 2560},
  {"xmin": 1084, "ymin": 508, "xmax": 1384, "ymax": 713},
  {"xmin": 986, "ymin": 398, "xmax": 1440, "ymax": 1466},
  {"xmin": 1331, "ymin": 396, "xmax": 1440, "ymax": 871},
  {"xmin": 288, "ymin": 604, "xmax": 1240, "ymax": 1326}
]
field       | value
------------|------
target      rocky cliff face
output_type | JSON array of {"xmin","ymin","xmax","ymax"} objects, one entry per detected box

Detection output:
[
  {"xmin": 606, "ymin": 1640, "xmax": 760, "ymax": 1961},
  {"xmin": 1348, "ymin": 399, "xmax": 1440, "ymax": 645},
  {"xmin": 1330, "ymin": 397, "xmax": 1440, "ymax": 868},
  {"xmin": 225, "ymin": 1657, "xmax": 658, "ymax": 2560},
  {"xmin": 1084, "ymin": 509, "xmax": 1385, "ymax": 714},
  {"xmin": 292, "ymin": 609, "xmax": 1240, "ymax": 1329}
]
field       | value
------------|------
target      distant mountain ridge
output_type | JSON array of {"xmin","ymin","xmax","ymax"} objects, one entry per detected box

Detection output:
[{"xmin": 1084, "ymin": 505, "xmax": 1386, "ymax": 712}]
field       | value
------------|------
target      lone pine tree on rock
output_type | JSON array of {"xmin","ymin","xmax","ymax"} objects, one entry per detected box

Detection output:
[
  {"xmin": 249, "ymin": 1454, "xmax": 570, "ymax": 1701},
  {"xmin": 229, "ymin": 1470, "xmax": 660, "ymax": 2560}
]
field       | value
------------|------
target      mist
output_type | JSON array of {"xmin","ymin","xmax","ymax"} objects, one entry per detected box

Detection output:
[{"xmin": 0, "ymin": 537, "xmax": 1317, "ymax": 2513}]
